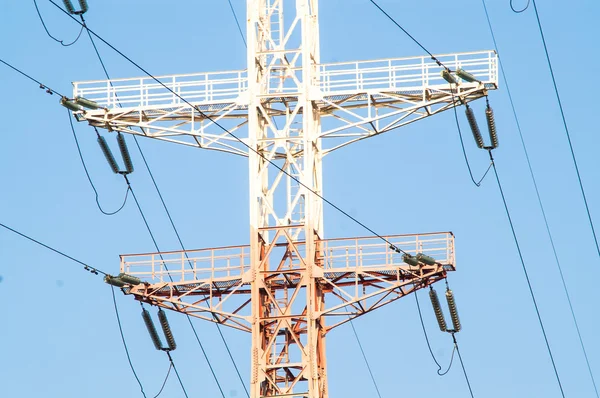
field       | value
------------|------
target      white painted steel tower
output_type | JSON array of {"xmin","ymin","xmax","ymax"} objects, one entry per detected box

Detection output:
[{"xmin": 71, "ymin": 2, "xmax": 498, "ymax": 398}]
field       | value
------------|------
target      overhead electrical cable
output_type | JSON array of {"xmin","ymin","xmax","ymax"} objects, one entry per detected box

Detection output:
[
  {"xmin": 510, "ymin": 0, "xmax": 530, "ymax": 13},
  {"xmin": 481, "ymin": 1, "xmax": 599, "ymax": 396},
  {"xmin": 111, "ymin": 286, "xmax": 149, "ymax": 398},
  {"xmin": 152, "ymin": 363, "xmax": 173, "ymax": 398},
  {"xmin": 124, "ymin": 180, "xmax": 227, "ymax": 398},
  {"xmin": 33, "ymin": 0, "xmax": 84, "ymax": 46},
  {"xmin": 529, "ymin": 0, "xmax": 600, "ymax": 260},
  {"xmin": 1, "ymin": 59, "xmax": 130, "ymax": 216},
  {"xmin": 364, "ymin": 3, "xmax": 566, "ymax": 395},
  {"xmin": 367, "ymin": 0, "xmax": 448, "ymax": 69},
  {"xmin": 0, "ymin": 222, "xmax": 105, "ymax": 276},
  {"xmin": 347, "ymin": 320, "xmax": 383, "ymax": 398},
  {"xmin": 226, "ymin": 0, "xmax": 246, "ymax": 47},
  {"xmin": 48, "ymin": 0, "xmax": 413, "ymax": 256},
  {"xmin": 7, "ymin": 14, "xmax": 209, "ymax": 398},
  {"xmin": 76, "ymin": 12, "xmax": 247, "ymax": 396},
  {"xmin": 451, "ymin": 333, "xmax": 474, "ymax": 398},
  {"xmin": 531, "ymin": 5, "xmax": 600, "ymax": 254},
  {"xmin": 0, "ymin": 220, "xmax": 152, "ymax": 396},
  {"xmin": 489, "ymin": 151, "xmax": 566, "ymax": 397},
  {"xmin": 0, "ymin": 57, "xmax": 64, "ymax": 97},
  {"xmin": 166, "ymin": 351, "xmax": 190, "ymax": 398}
]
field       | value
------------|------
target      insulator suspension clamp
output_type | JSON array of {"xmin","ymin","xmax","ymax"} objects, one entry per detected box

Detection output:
[
  {"xmin": 97, "ymin": 133, "xmax": 135, "ymax": 175},
  {"xmin": 141, "ymin": 308, "xmax": 177, "ymax": 351}
]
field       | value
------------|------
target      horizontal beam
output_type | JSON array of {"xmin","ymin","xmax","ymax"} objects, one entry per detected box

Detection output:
[{"xmin": 114, "ymin": 232, "xmax": 454, "ymax": 332}]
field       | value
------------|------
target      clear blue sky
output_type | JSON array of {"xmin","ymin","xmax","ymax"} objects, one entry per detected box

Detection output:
[{"xmin": 1, "ymin": 0, "xmax": 600, "ymax": 397}]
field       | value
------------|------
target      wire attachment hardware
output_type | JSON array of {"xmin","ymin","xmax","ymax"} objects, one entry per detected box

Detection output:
[
  {"xmin": 402, "ymin": 253, "xmax": 419, "ymax": 266},
  {"xmin": 75, "ymin": 96, "xmax": 102, "ymax": 110},
  {"xmin": 456, "ymin": 68, "xmax": 478, "ymax": 83},
  {"xmin": 441, "ymin": 69, "xmax": 458, "ymax": 85},
  {"xmin": 60, "ymin": 97, "xmax": 84, "ymax": 112},
  {"xmin": 104, "ymin": 274, "xmax": 125, "ymax": 287}
]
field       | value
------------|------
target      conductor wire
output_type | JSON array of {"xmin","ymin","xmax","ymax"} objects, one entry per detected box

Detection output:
[{"xmin": 481, "ymin": 1, "xmax": 599, "ymax": 395}]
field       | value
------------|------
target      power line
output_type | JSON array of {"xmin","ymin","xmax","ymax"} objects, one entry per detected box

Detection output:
[
  {"xmin": 451, "ymin": 333, "xmax": 475, "ymax": 398},
  {"xmin": 510, "ymin": 0, "xmax": 530, "ymax": 13},
  {"xmin": 366, "ymin": 1, "xmax": 493, "ymax": 188},
  {"xmin": 0, "ymin": 221, "xmax": 106, "ymax": 276},
  {"xmin": 166, "ymin": 351, "xmax": 190, "ymax": 398},
  {"xmin": 68, "ymin": 111, "xmax": 131, "ymax": 215},
  {"xmin": 33, "ymin": 0, "xmax": 83, "ymax": 46},
  {"xmin": 0, "ymin": 57, "xmax": 64, "ymax": 97},
  {"xmin": 152, "ymin": 363, "xmax": 173, "ymax": 398},
  {"xmin": 529, "ymin": 0, "xmax": 600, "ymax": 259},
  {"xmin": 111, "ymin": 285, "xmax": 149, "ymax": 398},
  {"xmin": 128, "ymin": 182, "xmax": 228, "ymax": 397},
  {"xmin": 482, "ymin": 1, "xmax": 599, "ymax": 396},
  {"xmin": 367, "ymin": 0, "xmax": 447, "ymax": 69},
  {"xmin": 489, "ymin": 151, "xmax": 565, "ymax": 398},
  {"xmin": 48, "ymin": 0, "xmax": 411, "ymax": 256},
  {"xmin": 75, "ymin": 12, "xmax": 248, "ymax": 395},
  {"xmin": 226, "ymin": 0, "xmax": 246, "ymax": 47},
  {"xmin": 365, "ymin": 3, "xmax": 567, "ymax": 395},
  {"xmin": 347, "ymin": 319, "xmax": 383, "ymax": 398},
  {"xmin": 0, "ymin": 220, "xmax": 169, "ymax": 397}
]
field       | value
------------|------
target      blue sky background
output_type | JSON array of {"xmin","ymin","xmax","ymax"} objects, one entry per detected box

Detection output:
[{"xmin": 1, "ymin": 0, "xmax": 600, "ymax": 397}]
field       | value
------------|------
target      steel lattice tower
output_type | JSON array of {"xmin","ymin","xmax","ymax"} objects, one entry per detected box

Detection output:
[{"xmin": 70, "ymin": 1, "xmax": 498, "ymax": 398}]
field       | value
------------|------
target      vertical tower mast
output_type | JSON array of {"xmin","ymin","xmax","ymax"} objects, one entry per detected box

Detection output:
[{"xmin": 247, "ymin": 2, "xmax": 325, "ymax": 397}]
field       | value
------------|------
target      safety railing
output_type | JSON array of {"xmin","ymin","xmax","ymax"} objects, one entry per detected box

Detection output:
[
  {"xmin": 120, "ymin": 245, "xmax": 251, "ymax": 284},
  {"xmin": 319, "ymin": 50, "xmax": 497, "ymax": 95},
  {"xmin": 319, "ymin": 232, "xmax": 454, "ymax": 270},
  {"xmin": 119, "ymin": 232, "xmax": 454, "ymax": 284},
  {"xmin": 73, "ymin": 51, "xmax": 496, "ymax": 110},
  {"xmin": 73, "ymin": 69, "xmax": 248, "ymax": 109}
]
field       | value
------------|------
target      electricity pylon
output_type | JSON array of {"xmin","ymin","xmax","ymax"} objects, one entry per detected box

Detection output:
[{"xmin": 70, "ymin": 1, "xmax": 497, "ymax": 398}]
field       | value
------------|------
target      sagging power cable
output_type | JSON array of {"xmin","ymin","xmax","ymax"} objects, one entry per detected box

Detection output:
[
  {"xmin": 33, "ymin": 0, "xmax": 84, "ymax": 46},
  {"xmin": 0, "ymin": 222, "xmax": 151, "ymax": 396},
  {"xmin": 0, "ymin": 222, "xmax": 105, "ymax": 276},
  {"xmin": 489, "ymin": 150, "xmax": 566, "ymax": 398},
  {"xmin": 530, "ymin": 0, "xmax": 600, "ymax": 266},
  {"xmin": 111, "ymin": 286, "xmax": 149, "ymax": 398},
  {"xmin": 0, "ymin": 58, "xmax": 64, "ymax": 97},
  {"xmin": 482, "ymin": 1, "xmax": 599, "ymax": 395}
]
